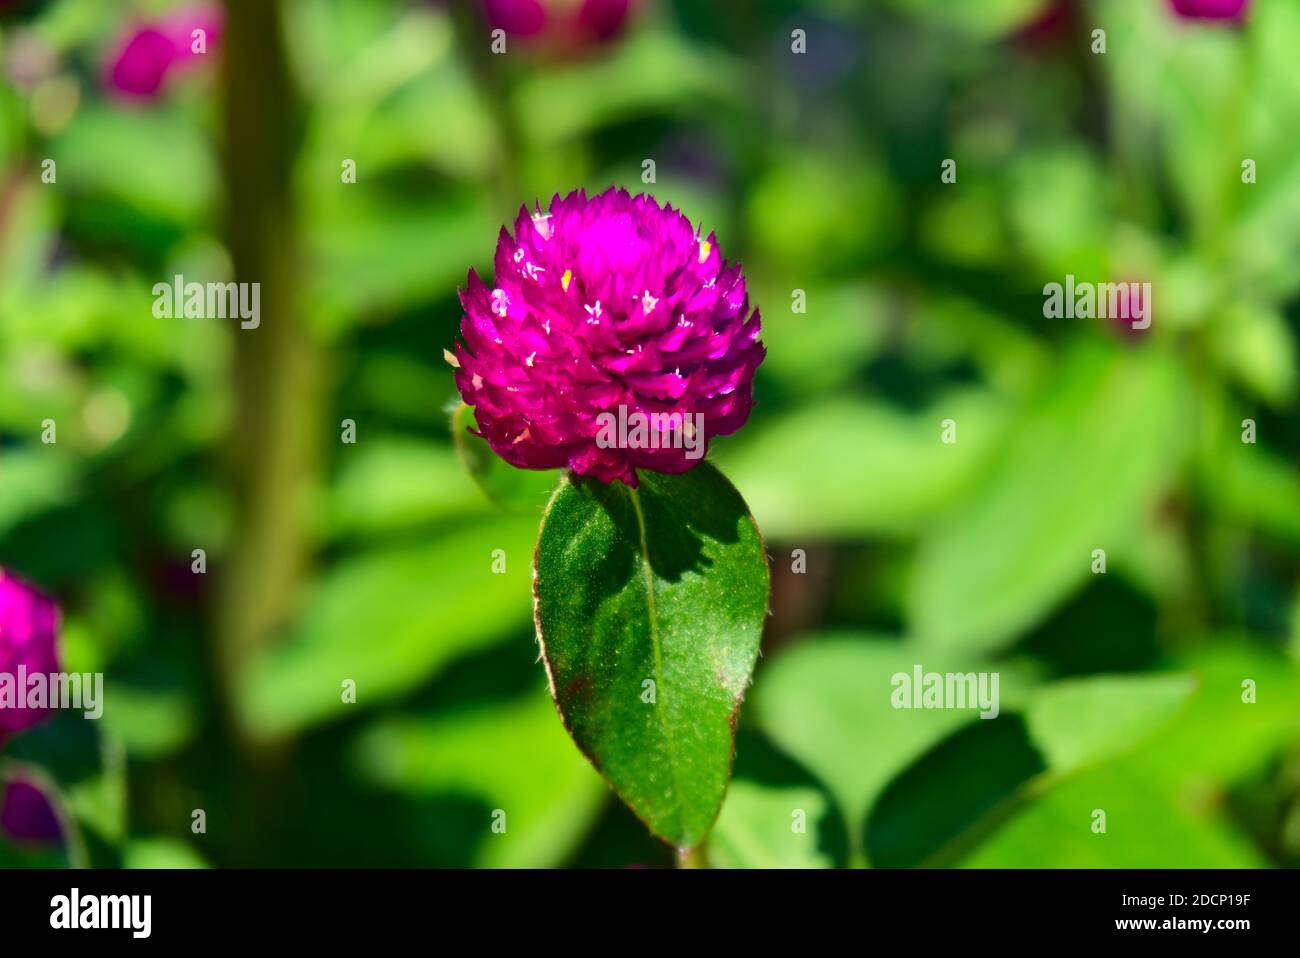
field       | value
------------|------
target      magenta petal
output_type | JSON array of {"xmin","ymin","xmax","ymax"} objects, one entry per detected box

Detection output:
[
  {"xmin": 484, "ymin": 0, "xmax": 547, "ymax": 36},
  {"xmin": 1168, "ymin": 0, "xmax": 1249, "ymax": 20},
  {"xmin": 108, "ymin": 28, "xmax": 178, "ymax": 98},
  {"xmin": 0, "ymin": 570, "xmax": 62, "ymax": 740}
]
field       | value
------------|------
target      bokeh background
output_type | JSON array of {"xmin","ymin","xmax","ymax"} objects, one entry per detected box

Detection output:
[{"xmin": 1, "ymin": 0, "xmax": 1298, "ymax": 868}]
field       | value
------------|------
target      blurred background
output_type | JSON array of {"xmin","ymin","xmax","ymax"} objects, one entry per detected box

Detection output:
[{"xmin": 0, "ymin": 0, "xmax": 1298, "ymax": 868}]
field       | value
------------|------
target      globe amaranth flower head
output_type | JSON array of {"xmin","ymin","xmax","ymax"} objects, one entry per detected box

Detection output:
[
  {"xmin": 450, "ymin": 187, "xmax": 764, "ymax": 487},
  {"xmin": 0, "ymin": 569, "xmax": 61, "ymax": 746}
]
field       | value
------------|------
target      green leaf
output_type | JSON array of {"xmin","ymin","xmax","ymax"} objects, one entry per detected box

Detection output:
[
  {"xmin": 747, "ymin": 151, "xmax": 899, "ymax": 273},
  {"xmin": 101, "ymin": 680, "xmax": 196, "ymax": 760},
  {"xmin": 327, "ymin": 434, "xmax": 491, "ymax": 538},
  {"xmin": 960, "ymin": 759, "xmax": 1268, "ymax": 868},
  {"xmin": 718, "ymin": 390, "xmax": 1005, "ymax": 540},
  {"xmin": 306, "ymin": 192, "xmax": 499, "ymax": 334},
  {"xmin": 1134, "ymin": 641, "xmax": 1300, "ymax": 786},
  {"xmin": 752, "ymin": 635, "xmax": 1037, "ymax": 860},
  {"xmin": 709, "ymin": 780, "xmax": 833, "ymax": 869},
  {"xmin": 352, "ymin": 689, "xmax": 606, "ymax": 868},
  {"xmin": 1201, "ymin": 440, "xmax": 1300, "ymax": 545},
  {"xmin": 239, "ymin": 514, "xmax": 538, "ymax": 735},
  {"xmin": 885, "ymin": 0, "xmax": 1052, "ymax": 39},
  {"xmin": 51, "ymin": 105, "xmax": 216, "ymax": 226},
  {"xmin": 866, "ymin": 674, "xmax": 1195, "ymax": 867},
  {"xmin": 1023, "ymin": 673, "xmax": 1197, "ymax": 775},
  {"xmin": 1209, "ymin": 302, "xmax": 1297, "ymax": 406},
  {"xmin": 125, "ymin": 837, "xmax": 210, "ymax": 869},
  {"xmin": 533, "ymin": 464, "xmax": 770, "ymax": 851},
  {"xmin": 908, "ymin": 342, "xmax": 1187, "ymax": 655},
  {"xmin": 962, "ymin": 646, "xmax": 1297, "ymax": 868},
  {"xmin": 0, "ymin": 449, "xmax": 77, "ymax": 539},
  {"xmin": 512, "ymin": 29, "xmax": 742, "ymax": 147},
  {"xmin": 450, "ymin": 404, "xmax": 559, "ymax": 513}
]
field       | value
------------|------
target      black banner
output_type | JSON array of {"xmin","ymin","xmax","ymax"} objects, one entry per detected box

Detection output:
[{"xmin": 0, "ymin": 868, "xmax": 1289, "ymax": 944}]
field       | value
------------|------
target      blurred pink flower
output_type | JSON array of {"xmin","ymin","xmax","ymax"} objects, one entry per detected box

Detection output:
[
  {"xmin": 1168, "ymin": 0, "xmax": 1250, "ymax": 21},
  {"xmin": 0, "ymin": 570, "xmax": 61, "ymax": 746},
  {"xmin": 484, "ymin": 0, "xmax": 637, "ymax": 50},
  {"xmin": 107, "ymin": 5, "xmax": 223, "ymax": 100},
  {"xmin": 1107, "ymin": 279, "xmax": 1153, "ymax": 341}
]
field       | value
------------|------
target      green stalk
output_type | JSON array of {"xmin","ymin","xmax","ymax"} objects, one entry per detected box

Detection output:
[
  {"xmin": 676, "ymin": 845, "xmax": 709, "ymax": 869},
  {"xmin": 215, "ymin": 0, "xmax": 321, "ymax": 746}
]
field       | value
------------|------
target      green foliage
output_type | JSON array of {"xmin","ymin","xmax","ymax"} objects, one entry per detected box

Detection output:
[
  {"xmin": 1, "ymin": 715, "xmax": 126, "ymax": 868},
  {"xmin": 534, "ymin": 465, "xmax": 770, "ymax": 851},
  {"xmin": 909, "ymin": 343, "xmax": 1188, "ymax": 655},
  {"xmin": 240, "ymin": 514, "xmax": 539, "ymax": 735},
  {"xmin": 1, "ymin": 0, "xmax": 1298, "ymax": 870},
  {"xmin": 450, "ymin": 404, "xmax": 559, "ymax": 513},
  {"xmin": 710, "ymin": 781, "xmax": 833, "ymax": 869},
  {"xmin": 353, "ymin": 690, "xmax": 606, "ymax": 868}
]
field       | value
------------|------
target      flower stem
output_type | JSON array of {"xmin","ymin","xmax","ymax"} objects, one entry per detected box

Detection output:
[
  {"xmin": 676, "ymin": 845, "xmax": 708, "ymax": 869},
  {"xmin": 215, "ymin": 0, "xmax": 320, "ymax": 743}
]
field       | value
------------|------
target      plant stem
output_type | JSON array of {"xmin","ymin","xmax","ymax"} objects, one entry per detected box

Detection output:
[
  {"xmin": 676, "ymin": 845, "xmax": 708, "ymax": 869},
  {"xmin": 215, "ymin": 0, "xmax": 320, "ymax": 743}
]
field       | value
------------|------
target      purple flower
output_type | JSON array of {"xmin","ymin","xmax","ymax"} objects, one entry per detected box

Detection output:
[
  {"xmin": 451, "ymin": 188, "xmax": 765, "ymax": 487},
  {"xmin": 0, "ymin": 570, "xmax": 61, "ymax": 746},
  {"xmin": 1168, "ymin": 0, "xmax": 1249, "ymax": 21},
  {"xmin": 484, "ymin": 0, "xmax": 546, "ymax": 36},
  {"xmin": 577, "ymin": 0, "xmax": 633, "ymax": 41},
  {"xmin": 1, "ymin": 778, "xmax": 61, "ymax": 846},
  {"xmin": 484, "ymin": 0, "xmax": 637, "ymax": 48},
  {"xmin": 108, "ymin": 28, "xmax": 175, "ymax": 98},
  {"xmin": 107, "ymin": 5, "xmax": 223, "ymax": 100}
]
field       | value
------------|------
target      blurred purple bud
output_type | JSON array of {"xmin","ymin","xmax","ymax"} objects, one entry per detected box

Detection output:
[
  {"xmin": 1, "ymin": 778, "xmax": 62, "ymax": 846},
  {"xmin": 1168, "ymin": 0, "xmax": 1250, "ymax": 21}
]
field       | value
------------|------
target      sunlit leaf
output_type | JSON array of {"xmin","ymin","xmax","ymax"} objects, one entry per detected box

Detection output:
[
  {"xmin": 240, "ymin": 514, "xmax": 539, "ymax": 735},
  {"xmin": 534, "ymin": 464, "xmax": 769, "ymax": 851},
  {"xmin": 719, "ymin": 390, "xmax": 1005, "ymax": 540},
  {"xmin": 908, "ymin": 342, "xmax": 1187, "ymax": 655},
  {"xmin": 709, "ymin": 780, "xmax": 833, "ymax": 869}
]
